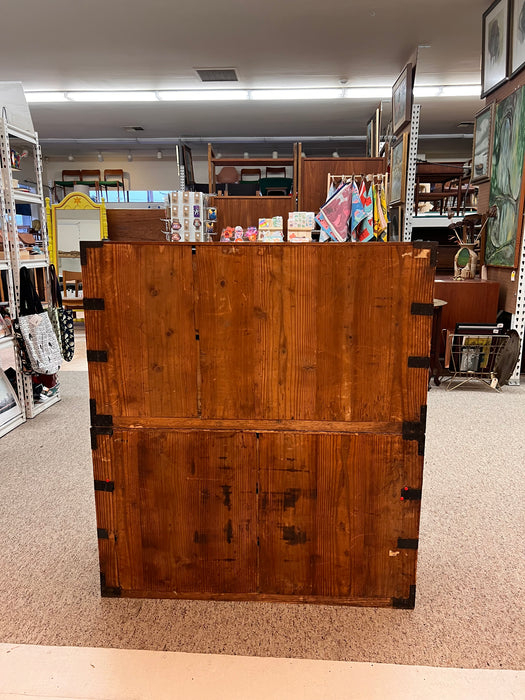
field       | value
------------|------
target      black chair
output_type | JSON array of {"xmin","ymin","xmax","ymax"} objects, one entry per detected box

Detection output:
[{"xmin": 193, "ymin": 183, "xmax": 209, "ymax": 193}]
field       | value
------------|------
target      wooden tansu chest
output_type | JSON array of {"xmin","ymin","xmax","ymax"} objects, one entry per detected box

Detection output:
[{"xmin": 82, "ymin": 241, "xmax": 436, "ymax": 607}]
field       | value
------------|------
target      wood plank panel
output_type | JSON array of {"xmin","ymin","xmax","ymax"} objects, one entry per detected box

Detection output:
[
  {"xmin": 105, "ymin": 430, "xmax": 258, "ymax": 595},
  {"xmin": 83, "ymin": 242, "xmax": 198, "ymax": 419},
  {"xmin": 107, "ymin": 209, "xmax": 164, "ymax": 242},
  {"xmin": 258, "ymin": 433, "xmax": 421, "ymax": 600},
  {"xmin": 207, "ymin": 196, "xmax": 294, "ymax": 235},
  {"xmin": 299, "ymin": 158, "xmax": 386, "ymax": 213},
  {"xmin": 92, "ymin": 432, "xmax": 119, "ymax": 591},
  {"xmin": 195, "ymin": 244, "xmax": 434, "ymax": 424}
]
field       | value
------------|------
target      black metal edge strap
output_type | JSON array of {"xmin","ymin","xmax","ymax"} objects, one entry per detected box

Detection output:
[
  {"xmin": 412, "ymin": 241, "xmax": 438, "ymax": 268},
  {"xmin": 100, "ymin": 572, "xmax": 121, "ymax": 598},
  {"xmin": 83, "ymin": 298, "xmax": 105, "ymax": 311},
  {"xmin": 90, "ymin": 426, "xmax": 113, "ymax": 450},
  {"xmin": 87, "ymin": 350, "xmax": 108, "ymax": 363},
  {"xmin": 94, "ymin": 479, "xmax": 115, "ymax": 492},
  {"xmin": 402, "ymin": 422, "xmax": 425, "ymax": 456},
  {"xmin": 400, "ymin": 487, "xmax": 422, "ymax": 501},
  {"xmin": 97, "ymin": 528, "xmax": 109, "ymax": 539},
  {"xmin": 392, "ymin": 585, "xmax": 416, "ymax": 610},
  {"xmin": 192, "ymin": 245, "xmax": 196, "ymax": 254},
  {"xmin": 411, "ymin": 302, "xmax": 434, "ymax": 316},
  {"xmin": 89, "ymin": 399, "xmax": 113, "ymax": 427},
  {"xmin": 397, "ymin": 538, "xmax": 419, "ymax": 550},
  {"xmin": 408, "ymin": 356, "xmax": 430, "ymax": 368},
  {"xmin": 420, "ymin": 405, "xmax": 427, "ymax": 429},
  {"xmin": 80, "ymin": 240, "xmax": 104, "ymax": 266}
]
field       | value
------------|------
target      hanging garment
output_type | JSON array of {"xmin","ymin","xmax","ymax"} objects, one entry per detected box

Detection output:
[
  {"xmin": 373, "ymin": 183, "xmax": 388, "ymax": 241},
  {"xmin": 357, "ymin": 181, "xmax": 374, "ymax": 242},
  {"xmin": 320, "ymin": 182, "xmax": 353, "ymax": 241},
  {"xmin": 349, "ymin": 181, "xmax": 366, "ymax": 241},
  {"xmin": 378, "ymin": 183, "xmax": 389, "ymax": 241}
]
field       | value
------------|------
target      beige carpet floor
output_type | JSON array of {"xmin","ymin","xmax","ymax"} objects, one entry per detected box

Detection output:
[{"xmin": 0, "ymin": 372, "xmax": 523, "ymax": 670}]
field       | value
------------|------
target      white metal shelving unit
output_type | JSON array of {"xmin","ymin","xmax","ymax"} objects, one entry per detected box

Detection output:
[{"xmin": 0, "ymin": 116, "xmax": 60, "ymax": 420}]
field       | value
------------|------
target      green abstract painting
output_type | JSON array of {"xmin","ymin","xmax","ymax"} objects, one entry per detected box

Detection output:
[{"xmin": 486, "ymin": 85, "xmax": 525, "ymax": 267}]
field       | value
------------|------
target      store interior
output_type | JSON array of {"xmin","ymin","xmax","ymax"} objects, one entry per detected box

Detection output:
[{"xmin": 0, "ymin": 0, "xmax": 524, "ymax": 697}]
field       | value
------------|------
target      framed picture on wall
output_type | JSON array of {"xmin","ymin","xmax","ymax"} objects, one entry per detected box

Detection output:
[
  {"xmin": 182, "ymin": 145, "xmax": 195, "ymax": 188},
  {"xmin": 485, "ymin": 85, "xmax": 525, "ymax": 267},
  {"xmin": 510, "ymin": 0, "xmax": 525, "ymax": 76},
  {"xmin": 389, "ymin": 132, "xmax": 409, "ymax": 205},
  {"xmin": 365, "ymin": 106, "xmax": 381, "ymax": 157},
  {"xmin": 392, "ymin": 64, "xmax": 413, "ymax": 135},
  {"xmin": 482, "ymin": 0, "xmax": 509, "ymax": 97},
  {"xmin": 472, "ymin": 104, "xmax": 495, "ymax": 183}
]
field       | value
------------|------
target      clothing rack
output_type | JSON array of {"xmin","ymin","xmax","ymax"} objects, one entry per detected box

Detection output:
[{"xmin": 327, "ymin": 172, "xmax": 388, "ymax": 200}]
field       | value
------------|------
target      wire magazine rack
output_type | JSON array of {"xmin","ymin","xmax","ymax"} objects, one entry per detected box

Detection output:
[{"xmin": 444, "ymin": 333, "xmax": 509, "ymax": 391}]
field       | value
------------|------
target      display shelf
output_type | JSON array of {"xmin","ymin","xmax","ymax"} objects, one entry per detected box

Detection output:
[
  {"xmin": 29, "ymin": 391, "xmax": 60, "ymax": 418},
  {"xmin": 1, "ymin": 112, "xmax": 59, "ymax": 427},
  {"xmin": 409, "ymin": 215, "xmax": 463, "ymax": 228},
  {"xmin": 13, "ymin": 190, "xmax": 41, "ymax": 204},
  {"xmin": 211, "ymin": 157, "xmax": 294, "ymax": 166},
  {"xmin": 17, "ymin": 257, "xmax": 48, "ymax": 269},
  {"xmin": 0, "ymin": 258, "xmax": 9, "ymax": 270},
  {"xmin": 6, "ymin": 122, "xmax": 37, "ymax": 144}
]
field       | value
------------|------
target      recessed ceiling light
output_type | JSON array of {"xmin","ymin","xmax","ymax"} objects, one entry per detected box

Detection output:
[
  {"xmin": 67, "ymin": 91, "xmax": 157, "ymax": 102},
  {"xmin": 252, "ymin": 89, "xmax": 342, "ymax": 100},
  {"xmin": 158, "ymin": 90, "xmax": 249, "ymax": 101}
]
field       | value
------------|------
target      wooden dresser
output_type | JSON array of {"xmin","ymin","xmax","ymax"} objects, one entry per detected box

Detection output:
[{"xmin": 82, "ymin": 241, "xmax": 435, "ymax": 607}]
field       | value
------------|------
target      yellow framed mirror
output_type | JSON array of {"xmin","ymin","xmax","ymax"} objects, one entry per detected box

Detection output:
[{"xmin": 46, "ymin": 192, "xmax": 108, "ymax": 274}]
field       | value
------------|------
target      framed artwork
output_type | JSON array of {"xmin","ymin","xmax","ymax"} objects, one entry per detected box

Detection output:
[
  {"xmin": 485, "ymin": 85, "xmax": 525, "ymax": 267},
  {"xmin": 482, "ymin": 0, "xmax": 509, "ymax": 97},
  {"xmin": 365, "ymin": 106, "xmax": 381, "ymax": 157},
  {"xmin": 388, "ymin": 205, "xmax": 404, "ymax": 242},
  {"xmin": 392, "ymin": 64, "xmax": 413, "ymax": 135},
  {"xmin": 510, "ymin": 0, "xmax": 525, "ymax": 76},
  {"xmin": 389, "ymin": 133, "xmax": 409, "ymax": 205},
  {"xmin": 472, "ymin": 104, "xmax": 495, "ymax": 183},
  {"xmin": 0, "ymin": 369, "xmax": 22, "ymax": 429},
  {"xmin": 182, "ymin": 145, "xmax": 195, "ymax": 188}
]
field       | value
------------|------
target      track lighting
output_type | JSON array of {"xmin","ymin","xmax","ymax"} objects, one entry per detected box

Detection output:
[
  {"xmin": 127, "ymin": 152, "xmax": 133, "ymax": 162},
  {"xmin": 157, "ymin": 150, "xmax": 163, "ymax": 159},
  {"xmin": 67, "ymin": 154, "xmax": 74, "ymax": 162},
  {"xmin": 97, "ymin": 151, "xmax": 103, "ymax": 162}
]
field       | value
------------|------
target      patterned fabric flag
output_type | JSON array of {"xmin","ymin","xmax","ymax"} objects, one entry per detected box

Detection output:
[
  {"xmin": 349, "ymin": 181, "xmax": 366, "ymax": 241},
  {"xmin": 357, "ymin": 181, "xmax": 374, "ymax": 242},
  {"xmin": 319, "ymin": 182, "xmax": 353, "ymax": 241}
]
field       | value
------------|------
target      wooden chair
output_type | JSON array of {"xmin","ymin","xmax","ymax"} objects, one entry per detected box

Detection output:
[
  {"xmin": 240, "ymin": 168, "xmax": 261, "ymax": 182},
  {"xmin": 100, "ymin": 169, "xmax": 126, "ymax": 201},
  {"xmin": 266, "ymin": 166, "xmax": 286, "ymax": 178},
  {"xmin": 53, "ymin": 170, "xmax": 81, "ymax": 201},
  {"xmin": 61, "ymin": 270, "xmax": 83, "ymax": 315}
]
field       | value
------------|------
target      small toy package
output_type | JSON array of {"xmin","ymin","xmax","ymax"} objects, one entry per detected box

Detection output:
[
  {"xmin": 258, "ymin": 216, "xmax": 283, "ymax": 242},
  {"xmin": 288, "ymin": 211, "xmax": 314, "ymax": 242},
  {"xmin": 220, "ymin": 227, "xmax": 235, "ymax": 242}
]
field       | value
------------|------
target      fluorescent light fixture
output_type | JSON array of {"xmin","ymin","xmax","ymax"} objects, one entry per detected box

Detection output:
[
  {"xmin": 158, "ymin": 90, "xmax": 249, "ymax": 101},
  {"xmin": 441, "ymin": 85, "xmax": 481, "ymax": 97},
  {"xmin": 413, "ymin": 86, "xmax": 442, "ymax": 97},
  {"xmin": 345, "ymin": 87, "xmax": 391, "ymax": 99},
  {"xmin": 66, "ymin": 91, "xmax": 157, "ymax": 102},
  {"xmin": 251, "ymin": 89, "xmax": 342, "ymax": 100},
  {"xmin": 26, "ymin": 92, "xmax": 69, "ymax": 103}
]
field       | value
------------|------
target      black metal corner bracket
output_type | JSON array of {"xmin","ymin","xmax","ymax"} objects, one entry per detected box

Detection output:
[
  {"xmin": 87, "ymin": 350, "xmax": 108, "ymax": 363},
  {"xmin": 83, "ymin": 298, "xmax": 105, "ymax": 311},
  {"xmin": 402, "ymin": 406, "xmax": 427, "ymax": 456},
  {"xmin": 400, "ymin": 487, "xmax": 422, "ymax": 501},
  {"xmin": 94, "ymin": 479, "xmax": 115, "ymax": 492},
  {"xmin": 408, "ymin": 356, "xmax": 431, "ymax": 369},
  {"xmin": 392, "ymin": 584, "xmax": 416, "ymax": 610},
  {"xmin": 80, "ymin": 239, "xmax": 104, "ymax": 266},
  {"xmin": 100, "ymin": 572, "xmax": 121, "ymax": 598},
  {"xmin": 90, "ymin": 426, "xmax": 113, "ymax": 450},
  {"xmin": 411, "ymin": 302, "xmax": 434, "ymax": 317},
  {"xmin": 97, "ymin": 528, "xmax": 109, "ymax": 539},
  {"xmin": 89, "ymin": 399, "xmax": 113, "ymax": 428},
  {"xmin": 412, "ymin": 241, "xmax": 438, "ymax": 268},
  {"xmin": 397, "ymin": 538, "xmax": 419, "ymax": 550}
]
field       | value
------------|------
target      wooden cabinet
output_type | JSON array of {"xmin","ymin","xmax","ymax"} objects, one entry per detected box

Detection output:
[
  {"xmin": 434, "ymin": 278, "xmax": 500, "ymax": 332},
  {"xmin": 83, "ymin": 241, "xmax": 435, "ymax": 606}
]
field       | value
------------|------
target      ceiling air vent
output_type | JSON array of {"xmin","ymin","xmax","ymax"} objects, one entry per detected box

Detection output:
[
  {"xmin": 195, "ymin": 68, "xmax": 238, "ymax": 82},
  {"xmin": 123, "ymin": 126, "xmax": 145, "ymax": 133}
]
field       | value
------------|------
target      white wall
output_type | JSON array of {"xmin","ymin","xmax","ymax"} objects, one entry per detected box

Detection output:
[{"xmin": 43, "ymin": 155, "xmax": 209, "ymax": 193}]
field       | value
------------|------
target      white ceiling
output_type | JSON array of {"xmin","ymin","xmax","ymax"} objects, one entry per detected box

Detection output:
[{"xmin": 0, "ymin": 0, "xmax": 489, "ymax": 158}]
